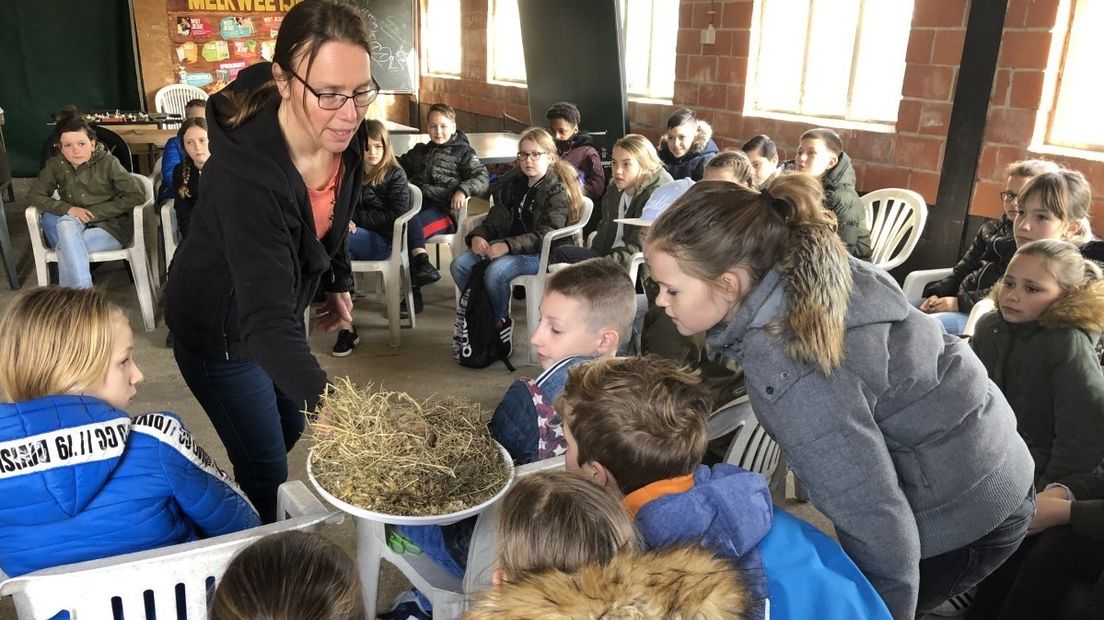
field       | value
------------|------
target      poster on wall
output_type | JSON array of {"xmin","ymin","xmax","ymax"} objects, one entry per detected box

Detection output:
[{"xmin": 166, "ymin": 0, "xmax": 304, "ymax": 94}]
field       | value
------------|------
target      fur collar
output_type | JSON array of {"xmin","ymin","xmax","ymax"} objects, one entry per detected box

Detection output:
[
  {"xmin": 1032, "ymin": 280, "xmax": 1104, "ymax": 333},
  {"xmin": 659, "ymin": 120, "xmax": 714, "ymax": 157},
  {"xmin": 464, "ymin": 546, "xmax": 751, "ymax": 619}
]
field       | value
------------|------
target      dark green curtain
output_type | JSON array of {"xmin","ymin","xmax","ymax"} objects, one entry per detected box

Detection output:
[{"xmin": 0, "ymin": 0, "xmax": 141, "ymax": 177}]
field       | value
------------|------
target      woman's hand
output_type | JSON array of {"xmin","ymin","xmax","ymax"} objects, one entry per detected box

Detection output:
[
  {"xmin": 451, "ymin": 189, "xmax": 467, "ymax": 211},
  {"xmin": 67, "ymin": 206, "xmax": 95, "ymax": 223},
  {"xmin": 487, "ymin": 241, "xmax": 510, "ymax": 258},
  {"xmin": 1028, "ymin": 495, "xmax": 1072, "ymax": 535},
  {"xmin": 920, "ymin": 296, "xmax": 958, "ymax": 313},
  {"xmin": 470, "ymin": 236, "xmax": 490, "ymax": 257},
  {"xmin": 316, "ymin": 291, "xmax": 353, "ymax": 332}
]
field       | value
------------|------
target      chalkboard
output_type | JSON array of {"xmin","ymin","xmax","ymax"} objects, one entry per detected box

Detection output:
[{"xmin": 352, "ymin": 0, "xmax": 417, "ymax": 93}]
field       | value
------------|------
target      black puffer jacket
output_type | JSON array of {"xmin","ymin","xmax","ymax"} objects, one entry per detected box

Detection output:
[
  {"xmin": 922, "ymin": 217, "xmax": 1015, "ymax": 312},
  {"xmin": 465, "ymin": 167, "xmax": 573, "ymax": 255},
  {"xmin": 821, "ymin": 152, "xmax": 872, "ymax": 260},
  {"xmin": 165, "ymin": 62, "xmax": 364, "ymax": 412},
  {"xmin": 352, "ymin": 165, "xmax": 410, "ymax": 239},
  {"xmin": 399, "ymin": 131, "xmax": 489, "ymax": 209}
]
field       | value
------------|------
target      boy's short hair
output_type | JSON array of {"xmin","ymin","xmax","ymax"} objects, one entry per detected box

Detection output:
[
  {"xmin": 184, "ymin": 98, "xmax": 206, "ymax": 111},
  {"xmin": 800, "ymin": 127, "xmax": 844, "ymax": 155},
  {"xmin": 545, "ymin": 102, "xmax": 582, "ymax": 127},
  {"xmin": 704, "ymin": 150, "xmax": 754, "ymax": 186},
  {"xmin": 560, "ymin": 356, "xmax": 710, "ymax": 495},
  {"xmin": 428, "ymin": 102, "xmax": 457, "ymax": 122},
  {"xmin": 545, "ymin": 259, "xmax": 636, "ymax": 345}
]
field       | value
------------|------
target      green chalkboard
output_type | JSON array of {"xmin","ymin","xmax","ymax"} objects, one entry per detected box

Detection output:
[{"xmin": 351, "ymin": 0, "xmax": 417, "ymax": 93}]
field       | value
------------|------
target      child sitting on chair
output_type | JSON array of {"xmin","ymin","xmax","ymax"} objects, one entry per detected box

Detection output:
[
  {"xmin": 560, "ymin": 356, "xmax": 892, "ymax": 620},
  {"xmin": 171, "ymin": 117, "xmax": 210, "ymax": 240},
  {"xmin": 490, "ymin": 258, "xmax": 636, "ymax": 464},
  {"xmin": 465, "ymin": 470, "xmax": 752, "ymax": 618},
  {"xmin": 159, "ymin": 98, "xmax": 207, "ymax": 205},
  {"xmin": 0, "ymin": 287, "xmax": 259, "ymax": 579},
  {"xmin": 795, "ymin": 128, "xmax": 871, "ymax": 259},
  {"xmin": 27, "ymin": 107, "xmax": 146, "ymax": 289}
]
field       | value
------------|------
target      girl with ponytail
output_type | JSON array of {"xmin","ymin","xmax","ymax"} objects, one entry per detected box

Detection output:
[{"xmin": 643, "ymin": 174, "xmax": 1036, "ymax": 618}]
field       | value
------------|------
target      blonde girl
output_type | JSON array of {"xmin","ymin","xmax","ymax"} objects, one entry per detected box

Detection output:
[
  {"xmin": 451, "ymin": 127, "xmax": 583, "ymax": 342},
  {"xmin": 643, "ymin": 177, "xmax": 1035, "ymax": 618},
  {"xmin": 972, "ymin": 239, "xmax": 1104, "ymax": 486},
  {"xmin": 550, "ymin": 133, "xmax": 674, "ymax": 267},
  {"xmin": 465, "ymin": 470, "xmax": 749, "ymax": 618},
  {"xmin": 1013, "ymin": 169, "xmax": 1103, "ymax": 262},
  {"xmin": 0, "ymin": 287, "xmax": 257, "ymax": 578}
]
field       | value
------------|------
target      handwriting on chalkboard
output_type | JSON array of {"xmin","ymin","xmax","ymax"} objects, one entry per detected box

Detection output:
[{"xmin": 366, "ymin": 12, "xmax": 409, "ymax": 75}]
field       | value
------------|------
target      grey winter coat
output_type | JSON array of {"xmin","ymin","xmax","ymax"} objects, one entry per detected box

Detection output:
[{"xmin": 705, "ymin": 224, "xmax": 1034, "ymax": 619}]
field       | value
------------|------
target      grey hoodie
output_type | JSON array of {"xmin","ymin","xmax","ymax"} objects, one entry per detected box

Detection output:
[{"xmin": 705, "ymin": 226, "xmax": 1034, "ymax": 618}]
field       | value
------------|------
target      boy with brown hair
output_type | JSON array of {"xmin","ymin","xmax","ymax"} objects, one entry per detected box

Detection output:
[
  {"xmin": 490, "ymin": 258, "xmax": 635, "ymax": 464},
  {"xmin": 559, "ymin": 356, "xmax": 892, "ymax": 620},
  {"xmin": 796, "ymin": 127, "xmax": 872, "ymax": 259}
]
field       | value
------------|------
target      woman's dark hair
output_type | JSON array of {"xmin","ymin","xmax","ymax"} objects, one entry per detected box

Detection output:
[
  {"xmin": 545, "ymin": 102, "xmax": 581, "ymax": 127},
  {"xmin": 227, "ymin": 0, "xmax": 373, "ymax": 129},
  {"xmin": 741, "ymin": 134, "xmax": 777, "ymax": 160},
  {"xmin": 666, "ymin": 107, "xmax": 696, "ymax": 130},
  {"xmin": 53, "ymin": 106, "xmax": 95, "ymax": 143}
]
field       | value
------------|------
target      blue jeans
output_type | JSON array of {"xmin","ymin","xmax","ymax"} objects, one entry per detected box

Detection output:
[
  {"xmin": 450, "ymin": 250, "xmax": 540, "ymax": 319},
  {"xmin": 915, "ymin": 489, "xmax": 1035, "ymax": 615},
  {"xmin": 40, "ymin": 212, "xmax": 122, "ymax": 288},
  {"xmin": 910, "ymin": 298, "xmax": 969, "ymax": 336},
  {"xmin": 347, "ymin": 227, "xmax": 391, "ymax": 261},
  {"xmin": 172, "ymin": 340, "xmax": 305, "ymax": 523}
]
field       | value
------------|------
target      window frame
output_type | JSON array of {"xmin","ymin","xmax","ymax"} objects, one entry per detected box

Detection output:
[
  {"xmin": 420, "ymin": 0, "xmax": 462, "ymax": 78},
  {"xmin": 1040, "ymin": 0, "xmax": 1104, "ymax": 155},
  {"xmin": 619, "ymin": 0, "xmax": 678, "ymax": 102},
  {"xmin": 487, "ymin": 0, "xmax": 527, "ymax": 86}
]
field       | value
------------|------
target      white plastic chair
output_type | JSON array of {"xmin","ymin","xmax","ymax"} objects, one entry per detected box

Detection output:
[
  {"xmin": 901, "ymin": 267, "xmax": 954, "ymax": 302},
  {"xmin": 707, "ymin": 395, "xmax": 782, "ymax": 479},
  {"xmin": 162, "ymin": 199, "xmax": 180, "ymax": 267},
  {"xmin": 155, "ymin": 85, "xmax": 208, "ymax": 128},
  {"xmin": 25, "ymin": 173, "xmax": 160, "ymax": 331},
  {"xmin": 508, "ymin": 197, "xmax": 594, "ymax": 365},
  {"xmin": 962, "ymin": 297, "xmax": 995, "ymax": 338},
  {"xmin": 358, "ymin": 456, "xmax": 566, "ymax": 619},
  {"xmin": 350, "ymin": 184, "xmax": 422, "ymax": 347},
  {"xmin": 863, "ymin": 188, "xmax": 928, "ymax": 271},
  {"xmin": 0, "ymin": 481, "xmax": 342, "ymax": 620},
  {"xmin": 426, "ymin": 197, "xmax": 470, "ymax": 271}
]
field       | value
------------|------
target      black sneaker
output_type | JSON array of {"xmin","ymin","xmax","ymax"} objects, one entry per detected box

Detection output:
[
  {"xmin": 399, "ymin": 289, "xmax": 424, "ymax": 319},
  {"xmin": 410, "ymin": 253, "xmax": 441, "ymax": 288},
  {"xmin": 331, "ymin": 327, "xmax": 359, "ymax": 357}
]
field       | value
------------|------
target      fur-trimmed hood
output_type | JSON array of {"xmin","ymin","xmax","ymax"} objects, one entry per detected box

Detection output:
[
  {"xmin": 463, "ymin": 545, "xmax": 750, "ymax": 619},
  {"xmin": 658, "ymin": 119, "xmax": 715, "ymax": 157},
  {"xmin": 994, "ymin": 279, "xmax": 1104, "ymax": 335}
]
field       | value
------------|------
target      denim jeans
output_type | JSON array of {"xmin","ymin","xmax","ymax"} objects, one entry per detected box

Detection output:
[
  {"xmin": 347, "ymin": 227, "xmax": 391, "ymax": 261},
  {"xmin": 172, "ymin": 340, "xmax": 305, "ymax": 523},
  {"xmin": 40, "ymin": 212, "xmax": 122, "ymax": 288},
  {"xmin": 450, "ymin": 250, "xmax": 540, "ymax": 319},
  {"xmin": 909, "ymin": 298, "xmax": 970, "ymax": 336},
  {"xmin": 915, "ymin": 489, "xmax": 1036, "ymax": 616}
]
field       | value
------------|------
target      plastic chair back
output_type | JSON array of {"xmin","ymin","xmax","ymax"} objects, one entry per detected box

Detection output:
[
  {"xmin": 863, "ymin": 188, "xmax": 928, "ymax": 271},
  {"xmin": 155, "ymin": 85, "xmax": 209, "ymax": 128},
  {"xmin": 708, "ymin": 396, "xmax": 782, "ymax": 479}
]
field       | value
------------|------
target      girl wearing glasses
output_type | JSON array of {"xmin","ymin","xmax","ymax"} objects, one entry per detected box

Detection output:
[
  {"xmin": 450, "ymin": 127, "xmax": 584, "ymax": 350},
  {"xmin": 919, "ymin": 160, "xmax": 1059, "ymax": 334},
  {"xmin": 165, "ymin": 0, "xmax": 375, "ymax": 523}
]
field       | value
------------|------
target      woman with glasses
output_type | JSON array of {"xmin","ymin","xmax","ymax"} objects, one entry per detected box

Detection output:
[
  {"xmin": 450, "ymin": 127, "xmax": 584, "ymax": 351},
  {"xmin": 165, "ymin": 0, "xmax": 376, "ymax": 522},
  {"xmin": 918, "ymin": 159, "xmax": 1059, "ymax": 334}
]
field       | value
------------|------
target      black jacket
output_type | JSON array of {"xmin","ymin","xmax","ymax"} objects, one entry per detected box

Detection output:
[
  {"xmin": 922, "ymin": 217, "xmax": 1015, "ymax": 312},
  {"xmin": 466, "ymin": 167, "xmax": 573, "ymax": 255},
  {"xmin": 171, "ymin": 159, "xmax": 202, "ymax": 239},
  {"xmin": 658, "ymin": 138, "xmax": 719, "ymax": 181},
  {"xmin": 353, "ymin": 165, "xmax": 410, "ymax": 238},
  {"xmin": 165, "ymin": 62, "xmax": 365, "ymax": 412},
  {"xmin": 399, "ymin": 131, "xmax": 489, "ymax": 209}
]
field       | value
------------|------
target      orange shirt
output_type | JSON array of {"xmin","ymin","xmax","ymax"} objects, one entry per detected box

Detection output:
[
  {"xmin": 621, "ymin": 474, "xmax": 695, "ymax": 519},
  {"xmin": 307, "ymin": 160, "xmax": 342, "ymax": 240}
]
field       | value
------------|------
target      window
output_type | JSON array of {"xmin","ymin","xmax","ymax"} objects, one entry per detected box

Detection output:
[
  {"xmin": 619, "ymin": 0, "xmax": 679, "ymax": 100},
  {"xmin": 747, "ymin": 0, "xmax": 914, "ymax": 125},
  {"xmin": 489, "ymin": 0, "xmax": 526, "ymax": 84},
  {"xmin": 1045, "ymin": 0, "xmax": 1104, "ymax": 153},
  {"xmin": 421, "ymin": 0, "xmax": 461, "ymax": 77}
]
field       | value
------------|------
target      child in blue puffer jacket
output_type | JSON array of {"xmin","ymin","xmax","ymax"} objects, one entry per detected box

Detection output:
[{"xmin": 0, "ymin": 287, "xmax": 259, "ymax": 581}]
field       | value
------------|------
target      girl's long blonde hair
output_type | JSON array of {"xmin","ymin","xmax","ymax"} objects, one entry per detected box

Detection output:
[
  {"xmin": 613, "ymin": 134, "xmax": 664, "ymax": 194},
  {"xmin": 362, "ymin": 119, "xmax": 400, "ymax": 187},
  {"xmin": 1005, "ymin": 239, "xmax": 1103, "ymax": 293},
  {"xmin": 517, "ymin": 127, "xmax": 584, "ymax": 224},
  {"xmin": 496, "ymin": 470, "xmax": 640, "ymax": 582},
  {"xmin": 0, "ymin": 287, "xmax": 124, "ymax": 402}
]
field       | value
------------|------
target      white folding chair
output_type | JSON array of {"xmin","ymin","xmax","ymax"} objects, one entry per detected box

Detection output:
[
  {"xmin": 162, "ymin": 199, "xmax": 179, "ymax": 267},
  {"xmin": 426, "ymin": 197, "xmax": 469, "ymax": 271},
  {"xmin": 901, "ymin": 267, "xmax": 954, "ymax": 302},
  {"xmin": 508, "ymin": 197, "xmax": 594, "ymax": 365},
  {"xmin": 25, "ymin": 174, "xmax": 160, "ymax": 331},
  {"xmin": 154, "ymin": 84, "xmax": 208, "ymax": 129},
  {"xmin": 863, "ymin": 188, "xmax": 928, "ymax": 271},
  {"xmin": 707, "ymin": 395, "xmax": 782, "ymax": 479},
  {"xmin": 0, "ymin": 481, "xmax": 342, "ymax": 620},
  {"xmin": 358, "ymin": 456, "xmax": 566, "ymax": 619},
  {"xmin": 350, "ymin": 184, "xmax": 422, "ymax": 347}
]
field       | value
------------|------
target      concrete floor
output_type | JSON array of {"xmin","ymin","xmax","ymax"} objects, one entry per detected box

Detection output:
[{"xmin": 0, "ymin": 179, "xmax": 950, "ymax": 618}]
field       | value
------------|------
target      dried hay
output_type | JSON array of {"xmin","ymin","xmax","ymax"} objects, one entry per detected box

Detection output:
[{"xmin": 309, "ymin": 379, "xmax": 511, "ymax": 516}]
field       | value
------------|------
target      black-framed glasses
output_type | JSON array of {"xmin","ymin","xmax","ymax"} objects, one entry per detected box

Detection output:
[
  {"xmin": 517, "ymin": 150, "xmax": 547, "ymax": 161},
  {"xmin": 288, "ymin": 70, "xmax": 380, "ymax": 110},
  {"xmin": 1000, "ymin": 190, "xmax": 1018, "ymax": 203}
]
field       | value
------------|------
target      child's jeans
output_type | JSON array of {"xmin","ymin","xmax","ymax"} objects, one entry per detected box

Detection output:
[
  {"xmin": 450, "ymin": 251, "xmax": 540, "ymax": 319},
  {"xmin": 40, "ymin": 213, "xmax": 122, "ymax": 288}
]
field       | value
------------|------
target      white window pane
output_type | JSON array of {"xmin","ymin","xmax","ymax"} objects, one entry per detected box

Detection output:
[
  {"xmin": 424, "ymin": 0, "xmax": 461, "ymax": 76},
  {"xmin": 623, "ymin": 1, "xmax": 654, "ymax": 96},
  {"xmin": 1050, "ymin": 0, "xmax": 1104, "ymax": 150},
  {"xmin": 801, "ymin": 0, "xmax": 859, "ymax": 118},
  {"xmin": 754, "ymin": 0, "xmax": 810, "ymax": 113},
  {"xmin": 491, "ymin": 0, "xmax": 526, "ymax": 83},
  {"xmin": 646, "ymin": 0, "xmax": 678, "ymax": 99},
  {"xmin": 849, "ymin": 0, "xmax": 913, "ymax": 122}
]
